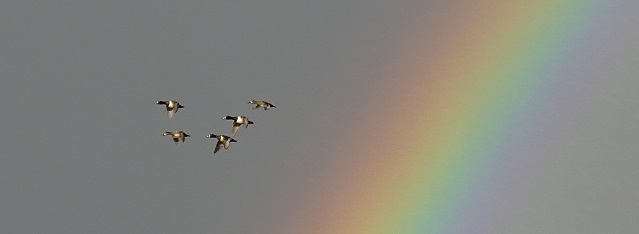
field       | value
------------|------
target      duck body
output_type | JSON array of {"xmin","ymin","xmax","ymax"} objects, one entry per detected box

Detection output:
[
  {"xmin": 248, "ymin": 100, "xmax": 275, "ymax": 110},
  {"xmin": 222, "ymin": 115, "xmax": 254, "ymax": 136},
  {"xmin": 156, "ymin": 100, "xmax": 185, "ymax": 119},
  {"xmin": 163, "ymin": 130, "xmax": 190, "ymax": 145},
  {"xmin": 206, "ymin": 134, "xmax": 237, "ymax": 153}
]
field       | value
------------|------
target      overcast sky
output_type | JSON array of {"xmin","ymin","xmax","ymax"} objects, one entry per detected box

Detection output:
[
  {"xmin": 0, "ymin": 1, "xmax": 406, "ymax": 233},
  {"xmin": 0, "ymin": 1, "xmax": 637, "ymax": 233}
]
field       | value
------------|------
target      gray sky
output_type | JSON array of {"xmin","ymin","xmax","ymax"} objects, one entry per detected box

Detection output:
[
  {"xmin": 0, "ymin": 1, "xmax": 638, "ymax": 233},
  {"xmin": 0, "ymin": 1, "xmax": 408, "ymax": 233}
]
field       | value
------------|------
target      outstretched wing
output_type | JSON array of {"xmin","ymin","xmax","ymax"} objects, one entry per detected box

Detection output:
[
  {"xmin": 214, "ymin": 142, "xmax": 222, "ymax": 154},
  {"xmin": 232, "ymin": 125, "xmax": 239, "ymax": 137},
  {"xmin": 223, "ymin": 140, "xmax": 231, "ymax": 149},
  {"xmin": 167, "ymin": 109, "xmax": 176, "ymax": 119}
]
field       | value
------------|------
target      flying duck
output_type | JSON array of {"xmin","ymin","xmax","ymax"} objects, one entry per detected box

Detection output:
[
  {"xmin": 156, "ymin": 100, "xmax": 184, "ymax": 119},
  {"xmin": 248, "ymin": 100, "xmax": 276, "ymax": 110},
  {"xmin": 206, "ymin": 134, "xmax": 237, "ymax": 154},
  {"xmin": 163, "ymin": 130, "xmax": 190, "ymax": 145},
  {"xmin": 222, "ymin": 115, "xmax": 254, "ymax": 137}
]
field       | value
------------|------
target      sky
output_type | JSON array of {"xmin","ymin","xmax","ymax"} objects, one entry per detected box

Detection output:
[{"xmin": 0, "ymin": 0, "xmax": 638, "ymax": 233}]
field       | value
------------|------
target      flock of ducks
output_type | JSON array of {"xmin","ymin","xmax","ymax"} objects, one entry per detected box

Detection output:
[{"xmin": 156, "ymin": 99, "xmax": 276, "ymax": 154}]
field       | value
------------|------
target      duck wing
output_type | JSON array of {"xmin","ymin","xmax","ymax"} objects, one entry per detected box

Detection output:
[
  {"xmin": 214, "ymin": 141, "xmax": 222, "ymax": 154},
  {"xmin": 232, "ymin": 125, "xmax": 239, "ymax": 137},
  {"xmin": 223, "ymin": 139, "xmax": 231, "ymax": 149},
  {"xmin": 166, "ymin": 110, "xmax": 172, "ymax": 118}
]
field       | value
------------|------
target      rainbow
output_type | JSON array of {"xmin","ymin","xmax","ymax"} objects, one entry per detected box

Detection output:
[{"xmin": 283, "ymin": 1, "xmax": 615, "ymax": 233}]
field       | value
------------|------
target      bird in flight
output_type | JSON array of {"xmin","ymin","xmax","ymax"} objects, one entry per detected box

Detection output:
[
  {"xmin": 248, "ymin": 100, "xmax": 276, "ymax": 110},
  {"xmin": 163, "ymin": 130, "xmax": 190, "ymax": 145},
  {"xmin": 206, "ymin": 134, "xmax": 237, "ymax": 154},
  {"xmin": 222, "ymin": 115, "xmax": 254, "ymax": 137},
  {"xmin": 156, "ymin": 100, "xmax": 185, "ymax": 119}
]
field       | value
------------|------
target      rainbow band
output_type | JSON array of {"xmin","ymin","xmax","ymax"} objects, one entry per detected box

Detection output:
[{"xmin": 286, "ymin": 1, "xmax": 608, "ymax": 233}]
